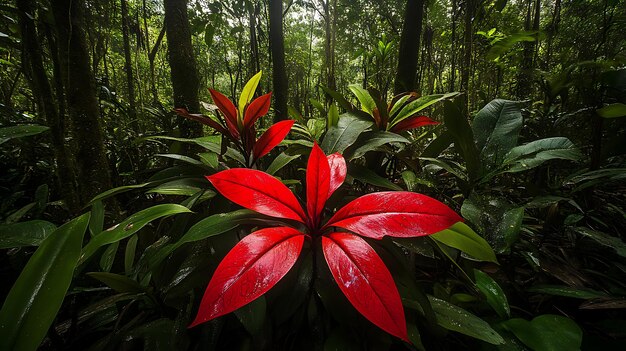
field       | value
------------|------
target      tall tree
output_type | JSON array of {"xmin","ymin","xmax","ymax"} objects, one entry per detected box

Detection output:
[
  {"xmin": 50, "ymin": 0, "xmax": 114, "ymax": 205},
  {"xmin": 120, "ymin": 0, "xmax": 138, "ymax": 133},
  {"xmin": 394, "ymin": 0, "xmax": 424, "ymax": 94},
  {"xmin": 269, "ymin": 0, "xmax": 288, "ymax": 121},
  {"xmin": 17, "ymin": 0, "xmax": 79, "ymax": 211},
  {"xmin": 164, "ymin": 0, "xmax": 203, "ymax": 138}
]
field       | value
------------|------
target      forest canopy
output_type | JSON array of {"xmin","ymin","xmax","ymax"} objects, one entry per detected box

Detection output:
[{"xmin": 1, "ymin": 0, "xmax": 625, "ymax": 350}]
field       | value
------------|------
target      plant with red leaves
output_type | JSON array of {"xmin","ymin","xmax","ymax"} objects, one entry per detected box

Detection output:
[
  {"xmin": 174, "ymin": 71, "xmax": 294, "ymax": 167},
  {"xmin": 189, "ymin": 143, "xmax": 463, "ymax": 343}
]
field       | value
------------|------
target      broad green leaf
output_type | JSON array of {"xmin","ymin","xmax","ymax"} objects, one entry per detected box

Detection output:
[
  {"xmin": 99, "ymin": 242, "xmax": 118, "ymax": 272},
  {"xmin": 348, "ymin": 84, "xmax": 376, "ymax": 114},
  {"xmin": 321, "ymin": 86, "xmax": 353, "ymax": 111},
  {"xmin": 502, "ymin": 315, "xmax": 582, "ymax": 351},
  {"xmin": 431, "ymin": 222, "xmax": 498, "ymax": 263},
  {"xmin": 155, "ymin": 153, "xmax": 204, "ymax": 166},
  {"xmin": 89, "ymin": 201, "xmax": 105, "ymax": 237},
  {"xmin": 421, "ymin": 130, "xmax": 454, "ymax": 158},
  {"xmin": 138, "ymin": 135, "xmax": 221, "ymax": 153},
  {"xmin": 474, "ymin": 269, "xmax": 510, "ymax": 318},
  {"xmin": 349, "ymin": 164, "xmax": 403, "ymax": 191},
  {"xmin": 321, "ymin": 113, "xmax": 373, "ymax": 154},
  {"xmin": 266, "ymin": 152, "xmax": 300, "ymax": 175},
  {"xmin": 0, "ymin": 213, "xmax": 90, "ymax": 351},
  {"xmin": 573, "ymin": 227, "xmax": 626, "ymax": 258},
  {"xmin": 239, "ymin": 70, "xmax": 262, "ymax": 116},
  {"xmin": 443, "ymin": 100, "xmax": 482, "ymax": 181},
  {"xmin": 390, "ymin": 92, "xmax": 457, "ymax": 127},
  {"xmin": 527, "ymin": 285, "xmax": 608, "ymax": 299},
  {"xmin": 401, "ymin": 170, "xmax": 434, "ymax": 191},
  {"xmin": 234, "ymin": 296, "xmax": 266, "ymax": 336},
  {"xmin": 472, "ymin": 99, "xmax": 523, "ymax": 170},
  {"xmin": 310, "ymin": 98, "xmax": 326, "ymax": 115},
  {"xmin": 388, "ymin": 95, "xmax": 411, "ymax": 119},
  {"xmin": 89, "ymin": 182, "xmax": 154, "ymax": 204},
  {"xmin": 344, "ymin": 131, "xmax": 409, "ymax": 160},
  {"xmin": 428, "ymin": 295, "xmax": 505, "ymax": 345},
  {"xmin": 597, "ymin": 103, "xmax": 626, "ymax": 118},
  {"xmin": 486, "ymin": 31, "xmax": 540, "ymax": 61},
  {"xmin": 407, "ymin": 323, "xmax": 426, "ymax": 351},
  {"xmin": 420, "ymin": 157, "xmax": 468, "ymax": 181},
  {"xmin": 0, "ymin": 220, "xmax": 56, "ymax": 249},
  {"xmin": 503, "ymin": 137, "xmax": 582, "ymax": 173},
  {"xmin": 87, "ymin": 272, "xmax": 145, "ymax": 294},
  {"xmin": 147, "ymin": 178, "xmax": 208, "ymax": 196},
  {"xmin": 125, "ymin": 234, "xmax": 138, "ymax": 275},
  {"xmin": 149, "ymin": 209, "xmax": 255, "ymax": 267},
  {"xmin": 80, "ymin": 204, "xmax": 192, "ymax": 264},
  {"xmin": 327, "ymin": 103, "xmax": 339, "ymax": 128},
  {"xmin": 198, "ymin": 152, "xmax": 219, "ymax": 168},
  {"xmin": 0, "ymin": 125, "xmax": 49, "ymax": 145}
]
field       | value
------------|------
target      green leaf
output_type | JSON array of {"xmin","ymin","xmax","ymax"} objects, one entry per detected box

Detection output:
[
  {"xmin": 0, "ymin": 125, "xmax": 49, "ymax": 145},
  {"xmin": 198, "ymin": 152, "xmax": 219, "ymax": 168},
  {"xmin": 89, "ymin": 201, "xmax": 105, "ymax": 237},
  {"xmin": 321, "ymin": 86, "xmax": 353, "ymax": 111},
  {"xmin": 597, "ymin": 103, "xmax": 626, "ymax": 118},
  {"xmin": 321, "ymin": 113, "xmax": 373, "ymax": 154},
  {"xmin": 204, "ymin": 24, "xmax": 215, "ymax": 47},
  {"xmin": 349, "ymin": 164, "xmax": 403, "ymax": 191},
  {"xmin": 149, "ymin": 209, "xmax": 255, "ymax": 267},
  {"xmin": 503, "ymin": 137, "xmax": 582, "ymax": 173},
  {"xmin": 80, "ymin": 204, "xmax": 192, "ymax": 264},
  {"xmin": 527, "ymin": 285, "xmax": 608, "ymax": 299},
  {"xmin": 472, "ymin": 99, "xmax": 523, "ymax": 170},
  {"xmin": 502, "ymin": 315, "xmax": 582, "ymax": 351},
  {"xmin": 310, "ymin": 98, "xmax": 326, "ymax": 115},
  {"xmin": 421, "ymin": 131, "xmax": 454, "ymax": 158},
  {"xmin": 443, "ymin": 100, "xmax": 482, "ymax": 181},
  {"xmin": 155, "ymin": 153, "xmax": 204, "ymax": 166},
  {"xmin": 147, "ymin": 178, "xmax": 208, "ymax": 196},
  {"xmin": 428, "ymin": 295, "xmax": 505, "ymax": 345},
  {"xmin": 348, "ymin": 84, "xmax": 376, "ymax": 114},
  {"xmin": 0, "ymin": 220, "xmax": 57, "ymax": 249},
  {"xmin": 327, "ymin": 103, "xmax": 339, "ymax": 128},
  {"xmin": 431, "ymin": 222, "xmax": 498, "ymax": 263},
  {"xmin": 0, "ymin": 213, "xmax": 90, "ymax": 351},
  {"xmin": 390, "ymin": 92, "xmax": 457, "ymax": 128},
  {"xmin": 474, "ymin": 269, "xmax": 510, "ymax": 318},
  {"xmin": 573, "ymin": 227, "xmax": 626, "ymax": 258},
  {"xmin": 266, "ymin": 152, "xmax": 300, "ymax": 175},
  {"xmin": 234, "ymin": 296, "xmax": 266, "ymax": 336},
  {"xmin": 89, "ymin": 182, "xmax": 154, "ymax": 204},
  {"xmin": 138, "ymin": 135, "xmax": 221, "ymax": 153},
  {"xmin": 344, "ymin": 131, "xmax": 409, "ymax": 160},
  {"xmin": 239, "ymin": 70, "xmax": 263, "ymax": 116},
  {"xmin": 87, "ymin": 272, "xmax": 145, "ymax": 294}
]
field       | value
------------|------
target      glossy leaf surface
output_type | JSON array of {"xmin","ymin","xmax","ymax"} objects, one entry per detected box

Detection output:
[
  {"xmin": 326, "ymin": 192, "xmax": 463, "ymax": 239},
  {"xmin": 209, "ymin": 88, "xmax": 239, "ymax": 137},
  {"xmin": 174, "ymin": 108, "xmax": 230, "ymax": 137},
  {"xmin": 207, "ymin": 169, "xmax": 306, "ymax": 223},
  {"xmin": 502, "ymin": 315, "xmax": 582, "ymax": 351},
  {"xmin": 190, "ymin": 227, "xmax": 304, "ymax": 326},
  {"xmin": 252, "ymin": 120, "xmax": 294, "ymax": 161},
  {"xmin": 326, "ymin": 153, "xmax": 347, "ymax": 199},
  {"xmin": 238, "ymin": 70, "xmax": 262, "ymax": 116},
  {"xmin": 244, "ymin": 92, "xmax": 272, "ymax": 127},
  {"xmin": 0, "ymin": 213, "xmax": 90, "ymax": 351},
  {"xmin": 390, "ymin": 115, "xmax": 439, "ymax": 132},
  {"xmin": 306, "ymin": 143, "xmax": 330, "ymax": 226},
  {"xmin": 322, "ymin": 233, "xmax": 408, "ymax": 342}
]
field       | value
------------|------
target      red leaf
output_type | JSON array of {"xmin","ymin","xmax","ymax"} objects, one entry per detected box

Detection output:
[
  {"xmin": 324, "ymin": 192, "xmax": 462, "ymax": 239},
  {"xmin": 190, "ymin": 227, "xmax": 305, "ymax": 327},
  {"xmin": 322, "ymin": 233, "xmax": 408, "ymax": 342},
  {"xmin": 306, "ymin": 143, "xmax": 330, "ymax": 228},
  {"xmin": 326, "ymin": 153, "xmax": 346, "ymax": 199},
  {"xmin": 209, "ymin": 89, "xmax": 240, "ymax": 139},
  {"xmin": 207, "ymin": 169, "xmax": 306, "ymax": 223},
  {"xmin": 252, "ymin": 120, "xmax": 294, "ymax": 161},
  {"xmin": 390, "ymin": 115, "xmax": 439, "ymax": 133},
  {"xmin": 174, "ymin": 108, "xmax": 230, "ymax": 138},
  {"xmin": 244, "ymin": 92, "xmax": 272, "ymax": 128}
]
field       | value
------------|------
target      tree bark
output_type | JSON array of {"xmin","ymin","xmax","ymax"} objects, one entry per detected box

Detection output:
[
  {"xmin": 460, "ymin": 0, "xmax": 474, "ymax": 106},
  {"xmin": 121, "ymin": 0, "xmax": 138, "ymax": 133},
  {"xmin": 50, "ymin": 0, "xmax": 114, "ymax": 205},
  {"xmin": 164, "ymin": 0, "xmax": 203, "ymax": 138},
  {"xmin": 17, "ymin": 0, "xmax": 80, "ymax": 211},
  {"xmin": 394, "ymin": 0, "xmax": 424, "ymax": 94},
  {"xmin": 269, "ymin": 0, "xmax": 289, "ymax": 122}
]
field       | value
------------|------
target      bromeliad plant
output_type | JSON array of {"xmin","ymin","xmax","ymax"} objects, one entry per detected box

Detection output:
[
  {"xmin": 175, "ymin": 71, "xmax": 294, "ymax": 167},
  {"xmin": 190, "ymin": 143, "xmax": 463, "ymax": 342}
]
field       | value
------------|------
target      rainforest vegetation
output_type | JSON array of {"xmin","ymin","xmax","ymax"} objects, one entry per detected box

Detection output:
[{"xmin": 0, "ymin": 0, "xmax": 625, "ymax": 350}]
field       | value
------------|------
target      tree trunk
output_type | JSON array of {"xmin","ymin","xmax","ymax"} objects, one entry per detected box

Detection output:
[
  {"xmin": 461, "ymin": 0, "xmax": 474, "ymax": 110},
  {"xmin": 121, "ymin": 0, "xmax": 138, "ymax": 133},
  {"xmin": 164, "ymin": 0, "xmax": 202, "ymax": 138},
  {"xmin": 249, "ymin": 3, "xmax": 260, "ymax": 77},
  {"xmin": 449, "ymin": 0, "xmax": 458, "ymax": 91},
  {"xmin": 269, "ymin": 0, "xmax": 288, "ymax": 122},
  {"xmin": 50, "ymin": 0, "xmax": 114, "ymax": 205},
  {"xmin": 394, "ymin": 0, "xmax": 424, "ymax": 94},
  {"xmin": 17, "ymin": 0, "xmax": 80, "ymax": 212}
]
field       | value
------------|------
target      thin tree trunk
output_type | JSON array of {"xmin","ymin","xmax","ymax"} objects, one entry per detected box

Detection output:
[
  {"xmin": 450, "ymin": 0, "xmax": 458, "ymax": 91},
  {"xmin": 461, "ymin": 0, "xmax": 474, "ymax": 111},
  {"xmin": 148, "ymin": 26, "xmax": 166, "ymax": 104},
  {"xmin": 249, "ymin": 3, "xmax": 260, "ymax": 76},
  {"xmin": 17, "ymin": 0, "xmax": 79, "ymax": 211},
  {"xmin": 121, "ymin": 0, "xmax": 138, "ymax": 133},
  {"xmin": 394, "ymin": 0, "xmax": 424, "ymax": 94},
  {"xmin": 164, "ymin": 0, "xmax": 202, "ymax": 138},
  {"xmin": 50, "ymin": 0, "xmax": 114, "ymax": 205},
  {"xmin": 269, "ymin": 0, "xmax": 289, "ymax": 122}
]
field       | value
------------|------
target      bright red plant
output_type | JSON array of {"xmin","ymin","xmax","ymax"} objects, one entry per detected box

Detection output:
[
  {"xmin": 190, "ymin": 143, "xmax": 463, "ymax": 342},
  {"xmin": 175, "ymin": 72, "xmax": 293, "ymax": 167}
]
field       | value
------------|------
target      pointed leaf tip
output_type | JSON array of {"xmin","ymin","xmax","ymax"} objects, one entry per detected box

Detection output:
[
  {"xmin": 252, "ymin": 120, "xmax": 294, "ymax": 161},
  {"xmin": 306, "ymin": 143, "xmax": 330, "ymax": 227},
  {"xmin": 190, "ymin": 227, "xmax": 304, "ymax": 327}
]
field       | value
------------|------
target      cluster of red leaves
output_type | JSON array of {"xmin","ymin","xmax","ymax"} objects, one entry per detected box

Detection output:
[
  {"xmin": 175, "ymin": 89, "xmax": 293, "ymax": 166},
  {"xmin": 189, "ymin": 143, "xmax": 463, "ymax": 343}
]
